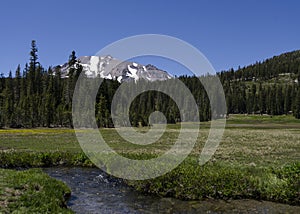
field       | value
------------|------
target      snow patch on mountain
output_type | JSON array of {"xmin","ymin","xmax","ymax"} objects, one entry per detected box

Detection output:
[{"xmin": 59, "ymin": 55, "xmax": 173, "ymax": 83}]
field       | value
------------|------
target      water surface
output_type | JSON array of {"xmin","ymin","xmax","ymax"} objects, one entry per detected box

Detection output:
[{"xmin": 44, "ymin": 167, "xmax": 300, "ymax": 214}]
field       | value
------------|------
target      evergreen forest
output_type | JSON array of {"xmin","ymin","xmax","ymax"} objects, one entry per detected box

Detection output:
[{"xmin": 1, "ymin": 41, "xmax": 300, "ymax": 128}]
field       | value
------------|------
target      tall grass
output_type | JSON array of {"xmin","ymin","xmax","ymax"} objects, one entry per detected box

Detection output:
[{"xmin": 126, "ymin": 158, "xmax": 300, "ymax": 205}]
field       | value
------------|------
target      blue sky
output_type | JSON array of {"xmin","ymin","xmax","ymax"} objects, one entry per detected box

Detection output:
[{"xmin": 0, "ymin": 0, "xmax": 299, "ymax": 76}]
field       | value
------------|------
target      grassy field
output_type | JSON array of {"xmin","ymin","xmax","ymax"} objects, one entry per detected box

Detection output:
[
  {"xmin": 0, "ymin": 114, "xmax": 298, "ymax": 167},
  {"xmin": 0, "ymin": 114, "xmax": 299, "ymax": 208},
  {"xmin": 0, "ymin": 168, "xmax": 72, "ymax": 213}
]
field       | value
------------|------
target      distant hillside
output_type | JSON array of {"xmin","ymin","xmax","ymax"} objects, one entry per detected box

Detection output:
[
  {"xmin": 214, "ymin": 50, "xmax": 300, "ymax": 117},
  {"xmin": 218, "ymin": 50, "xmax": 300, "ymax": 82}
]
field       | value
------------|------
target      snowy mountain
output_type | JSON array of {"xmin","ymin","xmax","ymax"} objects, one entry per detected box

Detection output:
[{"xmin": 59, "ymin": 55, "xmax": 172, "ymax": 82}]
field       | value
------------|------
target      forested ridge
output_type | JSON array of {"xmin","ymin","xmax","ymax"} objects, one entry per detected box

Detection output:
[
  {"xmin": 218, "ymin": 50, "xmax": 300, "ymax": 81},
  {"xmin": 1, "ymin": 41, "xmax": 300, "ymax": 128}
]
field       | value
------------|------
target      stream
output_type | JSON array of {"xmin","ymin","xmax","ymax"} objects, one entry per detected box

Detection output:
[{"xmin": 44, "ymin": 167, "xmax": 300, "ymax": 214}]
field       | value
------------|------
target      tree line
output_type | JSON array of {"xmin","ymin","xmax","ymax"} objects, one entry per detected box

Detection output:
[
  {"xmin": 1, "ymin": 41, "xmax": 300, "ymax": 128},
  {"xmin": 217, "ymin": 50, "xmax": 300, "ymax": 82}
]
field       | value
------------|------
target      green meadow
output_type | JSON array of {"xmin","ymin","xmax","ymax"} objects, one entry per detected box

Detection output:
[{"xmin": 0, "ymin": 114, "xmax": 299, "ymax": 212}]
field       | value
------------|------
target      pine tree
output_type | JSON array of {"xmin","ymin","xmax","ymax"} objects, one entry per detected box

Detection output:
[
  {"xmin": 275, "ymin": 85, "xmax": 284, "ymax": 115},
  {"xmin": 270, "ymin": 85, "xmax": 277, "ymax": 115},
  {"xmin": 284, "ymin": 85, "xmax": 292, "ymax": 114},
  {"xmin": 4, "ymin": 71, "xmax": 14, "ymax": 127},
  {"xmin": 258, "ymin": 82, "xmax": 265, "ymax": 114},
  {"xmin": 251, "ymin": 84, "xmax": 257, "ymax": 113},
  {"xmin": 13, "ymin": 65, "xmax": 22, "ymax": 126},
  {"xmin": 96, "ymin": 95, "xmax": 109, "ymax": 128},
  {"xmin": 62, "ymin": 51, "xmax": 80, "ymax": 127},
  {"xmin": 294, "ymin": 88, "xmax": 300, "ymax": 119},
  {"xmin": 45, "ymin": 67, "xmax": 55, "ymax": 127},
  {"xmin": 27, "ymin": 40, "xmax": 40, "ymax": 127}
]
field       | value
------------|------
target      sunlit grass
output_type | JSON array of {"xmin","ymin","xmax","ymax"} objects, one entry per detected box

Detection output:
[
  {"xmin": 0, "ymin": 115, "xmax": 299, "ymax": 204},
  {"xmin": 0, "ymin": 168, "xmax": 72, "ymax": 213},
  {"xmin": 0, "ymin": 115, "xmax": 299, "ymax": 167}
]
